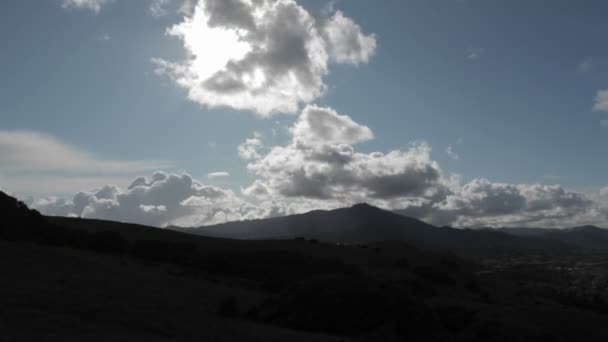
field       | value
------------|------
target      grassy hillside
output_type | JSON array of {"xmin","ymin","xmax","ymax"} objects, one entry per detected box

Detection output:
[{"xmin": 3, "ymin": 193, "xmax": 608, "ymax": 340}]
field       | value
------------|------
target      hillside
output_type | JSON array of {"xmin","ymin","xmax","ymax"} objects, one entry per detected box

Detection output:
[
  {"xmin": 172, "ymin": 203, "xmax": 575, "ymax": 258},
  {"xmin": 4, "ymin": 192, "xmax": 608, "ymax": 340}
]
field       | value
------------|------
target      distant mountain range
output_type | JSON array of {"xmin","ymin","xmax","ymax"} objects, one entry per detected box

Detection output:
[
  {"xmin": 170, "ymin": 203, "xmax": 584, "ymax": 257},
  {"xmin": 493, "ymin": 225, "xmax": 608, "ymax": 251}
]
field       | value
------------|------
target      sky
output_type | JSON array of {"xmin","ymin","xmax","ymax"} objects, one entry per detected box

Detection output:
[{"xmin": 1, "ymin": 0, "xmax": 608, "ymax": 228}]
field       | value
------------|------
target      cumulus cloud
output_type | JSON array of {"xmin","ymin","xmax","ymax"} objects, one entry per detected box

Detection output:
[
  {"xmin": 291, "ymin": 105, "xmax": 373, "ymax": 145},
  {"xmin": 242, "ymin": 105, "xmax": 447, "ymax": 202},
  {"xmin": 237, "ymin": 136, "xmax": 264, "ymax": 160},
  {"xmin": 30, "ymin": 171, "xmax": 255, "ymax": 227},
  {"xmin": 236, "ymin": 105, "xmax": 601, "ymax": 228},
  {"xmin": 321, "ymin": 11, "xmax": 376, "ymax": 65},
  {"xmin": 0, "ymin": 130, "xmax": 169, "ymax": 174},
  {"xmin": 427, "ymin": 179, "xmax": 591, "ymax": 227},
  {"xmin": 153, "ymin": 0, "xmax": 377, "ymax": 116},
  {"xmin": 29, "ymin": 170, "xmax": 605, "ymax": 229}
]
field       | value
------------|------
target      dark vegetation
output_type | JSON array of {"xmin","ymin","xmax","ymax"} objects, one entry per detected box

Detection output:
[{"xmin": 3, "ymin": 191, "xmax": 608, "ymax": 341}]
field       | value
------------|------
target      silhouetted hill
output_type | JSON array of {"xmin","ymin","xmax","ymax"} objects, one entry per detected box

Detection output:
[
  {"xmin": 492, "ymin": 227, "xmax": 558, "ymax": 237},
  {"xmin": 543, "ymin": 226, "xmax": 608, "ymax": 251},
  {"xmin": 5, "ymin": 191, "xmax": 608, "ymax": 341},
  {"xmin": 0, "ymin": 190, "xmax": 45, "ymax": 226},
  {"xmin": 494, "ymin": 225, "xmax": 608, "ymax": 251},
  {"xmin": 173, "ymin": 203, "xmax": 575, "ymax": 258}
]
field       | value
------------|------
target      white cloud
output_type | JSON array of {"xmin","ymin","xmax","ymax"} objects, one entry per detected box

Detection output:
[
  {"xmin": 153, "ymin": 0, "xmax": 376, "ymax": 116},
  {"xmin": 62, "ymin": 0, "xmax": 114, "ymax": 13},
  {"xmin": 429, "ymin": 179, "xmax": 590, "ymax": 227},
  {"xmin": 243, "ymin": 105, "xmax": 447, "ymax": 201},
  {"xmin": 321, "ymin": 11, "xmax": 376, "ymax": 65},
  {"xmin": 237, "ymin": 136, "xmax": 264, "ymax": 161},
  {"xmin": 29, "ymin": 171, "xmax": 285, "ymax": 227},
  {"xmin": 208, "ymin": 171, "xmax": 230, "ymax": 179},
  {"xmin": 0, "ymin": 130, "xmax": 169, "ymax": 174},
  {"xmin": 291, "ymin": 105, "xmax": 373, "ymax": 146},
  {"xmin": 593, "ymin": 89, "xmax": 608, "ymax": 112},
  {"xmin": 149, "ymin": 0, "xmax": 171, "ymax": 17},
  {"xmin": 446, "ymin": 145, "xmax": 459, "ymax": 160}
]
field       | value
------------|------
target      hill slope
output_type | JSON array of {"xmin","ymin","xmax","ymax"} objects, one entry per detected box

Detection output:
[
  {"xmin": 173, "ymin": 203, "xmax": 575, "ymax": 258},
  {"xmin": 4, "ymin": 191, "xmax": 608, "ymax": 340}
]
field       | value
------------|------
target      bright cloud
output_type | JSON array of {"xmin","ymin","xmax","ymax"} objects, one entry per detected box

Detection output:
[
  {"xmin": 242, "ymin": 105, "xmax": 448, "ymax": 201},
  {"xmin": 208, "ymin": 171, "xmax": 230, "ymax": 179},
  {"xmin": 154, "ymin": 0, "xmax": 377, "ymax": 116},
  {"xmin": 28, "ymin": 171, "xmax": 281, "ymax": 227}
]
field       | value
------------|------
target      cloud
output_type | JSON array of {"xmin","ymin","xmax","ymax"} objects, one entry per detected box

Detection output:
[
  {"xmin": 579, "ymin": 58, "xmax": 593, "ymax": 73},
  {"xmin": 99, "ymin": 33, "xmax": 111, "ymax": 41},
  {"xmin": 0, "ymin": 174, "xmax": 133, "ymax": 197},
  {"xmin": 0, "ymin": 130, "xmax": 169, "ymax": 175},
  {"xmin": 28, "ymin": 171, "xmax": 312, "ymax": 228},
  {"xmin": 61, "ymin": 0, "xmax": 114, "ymax": 13},
  {"xmin": 446, "ymin": 145, "xmax": 459, "ymax": 160},
  {"xmin": 208, "ymin": 171, "xmax": 230, "ymax": 179},
  {"xmin": 321, "ymin": 11, "xmax": 376, "ymax": 65},
  {"xmin": 593, "ymin": 89, "xmax": 608, "ymax": 112},
  {"xmin": 419, "ymin": 179, "xmax": 593, "ymax": 228},
  {"xmin": 61, "ymin": 0, "xmax": 176, "ymax": 16},
  {"xmin": 242, "ymin": 105, "xmax": 447, "ymax": 201},
  {"xmin": 291, "ymin": 105, "xmax": 373, "ymax": 146},
  {"xmin": 29, "ymin": 171, "xmax": 250, "ymax": 227},
  {"xmin": 29, "ymin": 170, "xmax": 605, "ymax": 229},
  {"xmin": 465, "ymin": 47, "xmax": 484, "ymax": 60},
  {"xmin": 153, "ymin": 0, "xmax": 377, "ymax": 116},
  {"xmin": 237, "ymin": 136, "xmax": 264, "ymax": 160},
  {"xmin": 149, "ymin": 0, "xmax": 171, "ymax": 17}
]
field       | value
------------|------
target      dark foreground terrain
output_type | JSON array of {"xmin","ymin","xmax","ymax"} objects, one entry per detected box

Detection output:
[{"xmin": 3, "ymin": 191, "xmax": 608, "ymax": 341}]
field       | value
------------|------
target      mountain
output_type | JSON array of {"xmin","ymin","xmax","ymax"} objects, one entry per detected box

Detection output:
[
  {"xmin": 492, "ymin": 227, "xmax": 559, "ymax": 237},
  {"xmin": 172, "ymin": 203, "xmax": 574, "ymax": 258},
  {"xmin": 543, "ymin": 226, "xmax": 608, "ymax": 251},
  {"xmin": 494, "ymin": 225, "xmax": 608, "ymax": 251}
]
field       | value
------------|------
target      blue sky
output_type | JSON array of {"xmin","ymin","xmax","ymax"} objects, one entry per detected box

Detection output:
[{"xmin": 1, "ymin": 0, "xmax": 608, "ymax": 228}]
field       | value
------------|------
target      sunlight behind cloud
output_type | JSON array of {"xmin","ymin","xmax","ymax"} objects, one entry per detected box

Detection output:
[
  {"xmin": 169, "ymin": 7, "xmax": 252, "ymax": 82},
  {"xmin": 154, "ymin": 0, "xmax": 376, "ymax": 116}
]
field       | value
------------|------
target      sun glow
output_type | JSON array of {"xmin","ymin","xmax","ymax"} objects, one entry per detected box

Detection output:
[{"xmin": 170, "ymin": 5, "xmax": 251, "ymax": 83}]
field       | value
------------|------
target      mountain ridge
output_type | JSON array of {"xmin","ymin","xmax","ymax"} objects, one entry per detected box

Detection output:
[{"xmin": 171, "ymin": 202, "xmax": 576, "ymax": 258}]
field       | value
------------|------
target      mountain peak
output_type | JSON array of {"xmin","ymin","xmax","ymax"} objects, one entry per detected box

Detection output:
[{"xmin": 350, "ymin": 202, "xmax": 379, "ymax": 210}]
